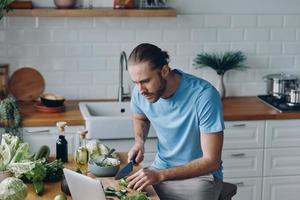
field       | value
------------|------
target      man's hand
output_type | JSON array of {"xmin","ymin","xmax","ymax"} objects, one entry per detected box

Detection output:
[
  {"xmin": 128, "ymin": 141, "xmax": 145, "ymax": 163},
  {"xmin": 126, "ymin": 168, "xmax": 164, "ymax": 191}
]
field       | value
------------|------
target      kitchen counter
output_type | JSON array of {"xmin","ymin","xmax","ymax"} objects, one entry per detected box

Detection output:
[
  {"xmin": 25, "ymin": 152, "xmax": 159, "ymax": 200},
  {"xmin": 18, "ymin": 97, "xmax": 300, "ymax": 127}
]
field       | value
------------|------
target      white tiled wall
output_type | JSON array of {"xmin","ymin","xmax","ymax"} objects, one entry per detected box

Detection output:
[{"xmin": 1, "ymin": 13, "xmax": 300, "ymax": 99}]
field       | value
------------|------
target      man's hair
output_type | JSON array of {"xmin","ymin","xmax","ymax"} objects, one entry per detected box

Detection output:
[{"xmin": 128, "ymin": 43, "xmax": 170, "ymax": 70}]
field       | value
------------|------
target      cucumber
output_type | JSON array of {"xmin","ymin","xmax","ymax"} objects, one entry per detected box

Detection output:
[
  {"xmin": 34, "ymin": 145, "xmax": 50, "ymax": 161},
  {"xmin": 33, "ymin": 181, "xmax": 44, "ymax": 195}
]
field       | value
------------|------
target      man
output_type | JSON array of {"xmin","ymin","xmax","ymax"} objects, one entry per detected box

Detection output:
[{"xmin": 126, "ymin": 43, "xmax": 224, "ymax": 200}]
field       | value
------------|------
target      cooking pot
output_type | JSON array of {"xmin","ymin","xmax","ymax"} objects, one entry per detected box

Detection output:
[
  {"xmin": 287, "ymin": 88, "xmax": 300, "ymax": 105},
  {"xmin": 263, "ymin": 73, "xmax": 298, "ymax": 99}
]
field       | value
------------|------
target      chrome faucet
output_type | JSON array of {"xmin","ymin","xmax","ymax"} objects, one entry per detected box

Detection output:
[{"xmin": 118, "ymin": 51, "xmax": 130, "ymax": 102}]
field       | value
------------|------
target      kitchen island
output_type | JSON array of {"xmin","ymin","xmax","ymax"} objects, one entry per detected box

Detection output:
[{"xmin": 25, "ymin": 153, "xmax": 159, "ymax": 200}]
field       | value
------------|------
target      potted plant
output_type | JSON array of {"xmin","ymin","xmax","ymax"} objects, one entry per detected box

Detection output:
[
  {"xmin": 193, "ymin": 51, "xmax": 249, "ymax": 99},
  {"xmin": 0, "ymin": 0, "xmax": 15, "ymax": 20},
  {"xmin": 0, "ymin": 96, "xmax": 22, "ymax": 137}
]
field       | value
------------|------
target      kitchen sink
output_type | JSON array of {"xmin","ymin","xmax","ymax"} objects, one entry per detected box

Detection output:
[{"xmin": 79, "ymin": 101, "xmax": 156, "ymax": 139}]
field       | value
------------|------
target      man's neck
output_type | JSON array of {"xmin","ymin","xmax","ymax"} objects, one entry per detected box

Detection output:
[{"xmin": 161, "ymin": 71, "xmax": 181, "ymax": 99}]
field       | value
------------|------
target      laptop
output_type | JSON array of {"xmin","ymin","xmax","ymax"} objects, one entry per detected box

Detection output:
[{"xmin": 63, "ymin": 168, "xmax": 106, "ymax": 200}]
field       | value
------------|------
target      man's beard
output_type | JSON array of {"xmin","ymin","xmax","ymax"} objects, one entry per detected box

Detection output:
[{"xmin": 144, "ymin": 75, "xmax": 166, "ymax": 103}]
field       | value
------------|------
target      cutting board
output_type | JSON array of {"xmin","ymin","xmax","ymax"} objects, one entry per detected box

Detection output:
[
  {"xmin": 100, "ymin": 177, "xmax": 160, "ymax": 200},
  {"xmin": 8, "ymin": 67, "xmax": 45, "ymax": 101}
]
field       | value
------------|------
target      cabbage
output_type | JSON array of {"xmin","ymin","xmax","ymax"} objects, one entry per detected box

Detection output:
[
  {"xmin": 86, "ymin": 140, "xmax": 115, "ymax": 159},
  {"xmin": 0, "ymin": 177, "xmax": 27, "ymax": 200}
]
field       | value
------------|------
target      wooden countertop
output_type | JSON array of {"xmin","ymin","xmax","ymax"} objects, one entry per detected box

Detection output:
[
  {"xmin": 25, "ymin": 153, "xmax": 159, "ymax": 200},
  {"xmin": 18, "ymin": 97, "xmax": 300, "ymax": 127}
]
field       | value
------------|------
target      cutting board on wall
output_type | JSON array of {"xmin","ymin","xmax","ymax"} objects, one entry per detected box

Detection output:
[{"xmin": 8, "ymin": 67, "xmax": 45, "ymax": 101}]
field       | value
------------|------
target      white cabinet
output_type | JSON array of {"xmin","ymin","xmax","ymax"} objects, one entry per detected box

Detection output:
[
  {"xmin": 224, "ymin": 177, "xmax": 262, "ymax": 200},
  {"xmin": 22, "ymin": 126, "xmax": 82, "ymax": 155},
  {"xmin": 263, "ymin": 176, "xmax": 300, "ymax": 200}
]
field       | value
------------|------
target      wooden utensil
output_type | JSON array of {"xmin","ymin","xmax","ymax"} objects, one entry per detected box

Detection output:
[{"xmin": 8, "ymin": 67, "xmax": 45, "ymax": 101}]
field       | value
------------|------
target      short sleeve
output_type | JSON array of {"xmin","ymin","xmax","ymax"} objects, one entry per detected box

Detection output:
[
  {"xmin": 130, "ymin": 87, "xmax": 146, "ymax": 116},
  {"xmin": 197, "ymin": 86, "xmax": 225, "ymax": 134}
]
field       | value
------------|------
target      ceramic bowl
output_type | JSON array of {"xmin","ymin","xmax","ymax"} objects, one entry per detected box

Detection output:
[
  {"xmin": 54, "ymin": 0, "xmax": 77, "ymax": 9},
  {"xmin": 88, "ymin": 157, "xmax": 120, "ymax": 177},
  {"xmin": 40, "ymin": 93, "xmax": 65, "ymax": 107}
]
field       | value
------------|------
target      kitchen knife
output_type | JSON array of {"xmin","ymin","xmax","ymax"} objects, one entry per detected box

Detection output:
[{"xmin": 115, "ymin": 159, "xmax": 135, "ymax": 180}]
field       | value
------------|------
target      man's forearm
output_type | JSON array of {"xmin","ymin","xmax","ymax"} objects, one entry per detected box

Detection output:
[
  {"xmin": 159, "ymin": 156, "xmax": 221, "ymax": 181},
  {"xmin": 133, "ymin": 115, "xmax": 150, "ymax": 144}
]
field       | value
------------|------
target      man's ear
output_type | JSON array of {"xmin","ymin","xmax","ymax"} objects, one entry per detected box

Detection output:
[{"xmin": 161, "ymin": 65, "xmax": 170, "ymax": 78}]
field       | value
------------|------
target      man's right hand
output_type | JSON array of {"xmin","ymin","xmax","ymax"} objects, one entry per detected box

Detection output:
[{"xmin": 128, "ymin": 141, "xmax": 145, "ymax": 164}]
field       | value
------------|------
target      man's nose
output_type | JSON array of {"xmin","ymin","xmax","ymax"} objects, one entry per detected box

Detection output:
[{"xmin": 137, "ymin": 83, "xmax": 146, "ymax": 93}]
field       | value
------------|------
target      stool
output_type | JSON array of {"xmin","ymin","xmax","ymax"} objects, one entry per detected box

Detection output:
[{"xmin": 218, "ymin": 182, "xmax": 237, "ymax": 200}]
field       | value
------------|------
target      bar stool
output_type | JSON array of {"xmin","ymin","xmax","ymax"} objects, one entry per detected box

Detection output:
[{"xmin": 218, "ymin": 182, "xmax": 237, "ymax": 200}]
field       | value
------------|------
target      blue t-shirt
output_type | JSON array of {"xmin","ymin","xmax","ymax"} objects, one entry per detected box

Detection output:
[{"xmin": 130, "ymin": 69, "xmax": 225, "ymax": 179}]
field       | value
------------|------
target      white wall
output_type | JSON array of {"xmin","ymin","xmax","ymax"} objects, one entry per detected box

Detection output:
[{"xmin": 0, "ymin": 1, "xmax": 300, "ymax": 99}]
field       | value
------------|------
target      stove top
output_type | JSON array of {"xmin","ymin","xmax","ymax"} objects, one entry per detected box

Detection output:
[{"xmin": 257, "ymin": 95, "xmax": 300, "ymax": 112}]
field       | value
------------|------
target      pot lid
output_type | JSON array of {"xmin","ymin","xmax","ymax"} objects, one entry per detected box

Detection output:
[{"xmin": 264, "ymin": 73, "xmax": 298, "ymax": 81}]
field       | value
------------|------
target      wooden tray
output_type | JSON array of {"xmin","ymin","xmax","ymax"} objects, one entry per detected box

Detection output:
[
  {"xmin": 34, "ymin": 102, "xmax": 65, "ymax": 113},
  {"xmin": 8, "ymin": 67, "xmax": 45, "ymax": 101}
]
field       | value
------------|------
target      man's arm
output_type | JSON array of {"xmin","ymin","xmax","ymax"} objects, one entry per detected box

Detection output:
[
  {"xmin": 160, "ymin": 131, "xmax": 223, "ymax": 180},
  {"xmin": 128, "ymin": 113, "xmax": 151, "ymax": 163},
  {"xmin": 127, "ymin": 131, "xmax": 223, "ymax": 191}
]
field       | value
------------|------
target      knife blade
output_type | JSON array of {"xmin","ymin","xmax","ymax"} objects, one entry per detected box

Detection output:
[{"xmin": 115, "ymin": 159, "xmax": 134, "ymax": 180}]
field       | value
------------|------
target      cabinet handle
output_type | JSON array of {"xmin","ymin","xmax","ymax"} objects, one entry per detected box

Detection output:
[
  {"xmin": 233, "ymin": 182, "xmax": 244, "ymax": 186},
  {"xmin": 232, "ymin": 124, "xmax": 246, "ymax": 127},
  {"xmin": 25, "ymin": 129, "xmax": 50, "ymax": 133},
  {"xmin": 230, "ymin": 153, "xmax": 246, "ymax": 157}
]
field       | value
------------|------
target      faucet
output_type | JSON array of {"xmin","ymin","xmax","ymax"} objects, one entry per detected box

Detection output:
[{"xmin": 118, "ymin": 51, "xmax": 130, "ymax": 102}]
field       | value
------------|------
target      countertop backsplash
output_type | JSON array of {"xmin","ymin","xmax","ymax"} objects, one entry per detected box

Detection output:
[{"xmin": 1, "ymin": 13, "xmax": 300, "ymax": 99}]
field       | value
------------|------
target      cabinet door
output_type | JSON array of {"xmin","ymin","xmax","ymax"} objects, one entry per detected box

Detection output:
[
  {"xmin": 223, "ymin": 121, "xmax": 265, "ymax": 150},
  {"xmin": 263, "ymin": 176, "xmax": 300, "ymax": 200},
  {"xmin": 265, "ymin": 120, "xmax": 300, "ymax": 148},
  {"xmin": 222, "ymin": 149, "xmax": 263, "ymax": 178},
  {"xmin": 23, "ymin": 126, "xmax": 82, "ymax": 155},
  {"xmin": 264, "ymin": 147, "xmax": 300, "ymax": 176},
  {"xmin": 224, "ymin": 177, "xmax": 262, "ymax": 200}
]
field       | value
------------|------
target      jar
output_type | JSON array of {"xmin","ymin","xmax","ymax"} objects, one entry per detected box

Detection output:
[{"xmin": 54, "ymin": 0, "xmax": 77, "ymax": 9}]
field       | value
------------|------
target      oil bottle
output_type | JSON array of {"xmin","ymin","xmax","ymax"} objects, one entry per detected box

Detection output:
[{"xmin": 56, "ymin": 121, "xmax": 68, "ymax": 162}]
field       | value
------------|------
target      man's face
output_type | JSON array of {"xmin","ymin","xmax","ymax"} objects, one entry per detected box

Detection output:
[{"xmin": 128, "ymin": 62, "xmax": 167, "ymax": 103}]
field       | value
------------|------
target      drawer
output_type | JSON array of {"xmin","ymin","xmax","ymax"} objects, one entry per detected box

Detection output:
[
  {"xmin": 264, "ymin": 147, "xmax": 300, "ymax": 176},
  {"xmin": 222, "ymin": 149, "xmax": 264, "ymax": 178},
  {"xmin": 224, "ymin": 177, "xmax": 262, "ymax": 200},
  {"xmin": 23, "ymin": 126, "xmax": 83, "ymax": 135},
  {"xmin": 265, "ymin": 119, "xmax": 300, "ymax": 148},
  {"xmin": 100, "ymin": 138, "xmax": 157, "ymax": 153},
  {"xmin": 223, "ymin": 121, "xmax": 265, "ymax": 149},
  {"xmin": 263, "ymin": 176, "xmax": 300, "ymax": 200}
]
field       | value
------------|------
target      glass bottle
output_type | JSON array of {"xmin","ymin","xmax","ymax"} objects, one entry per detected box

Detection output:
[
  {"xmin": 74, "ymin": 129, "xmax": 89, "ymax": 174},
  {"xmin": 56, "ymin": 121, "xmax": 68, "ymax": 163}
]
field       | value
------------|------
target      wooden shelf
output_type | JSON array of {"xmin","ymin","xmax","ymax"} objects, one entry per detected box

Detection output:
[{"xmin": 6, "ymin": 7, "xmax": 177, "ymax": 17}]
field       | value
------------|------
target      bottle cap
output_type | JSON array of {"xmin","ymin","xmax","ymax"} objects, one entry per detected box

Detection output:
[
  {"xmin": 56, "ymin": 121, "xmax": 67, "ymax": 133},
  {"xmin": 78, "ymin": 129, "xmax": 88, "ymax": 139}
]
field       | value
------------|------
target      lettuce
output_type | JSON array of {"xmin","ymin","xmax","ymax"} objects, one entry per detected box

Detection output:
[{"xmin": 0, "ymin": 177, "xmax": 27, "ymax": 200}]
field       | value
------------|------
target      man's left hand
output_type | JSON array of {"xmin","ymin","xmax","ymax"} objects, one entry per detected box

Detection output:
[{"xmin": 126, "ymin": 168, "xmax": 163, "ymax": 191}]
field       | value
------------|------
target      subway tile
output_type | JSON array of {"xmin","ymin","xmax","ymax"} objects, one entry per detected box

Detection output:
[
  {"xmin": 107, "ymin": 29, "xmax": 135, "ymax": 42},
  {"xmin": 0, "ymin": 44, "xmax": 7, "ymax": 57},
  {"xmin": 191, "ymin": 29, "xmax": 217, "ymax": 41},
  {"xmin": 3, "ymin": 30, "xmax": 24, "ymax": 44},
  {"xmin": 169, "ymin": 56, "xmax": 190, "ymax": 69},
  {"xmin": 136, "ymin": 30, "xmax": 162, "ymax": 43},
  {"xmin": 258, "ymin": 15, "xmax": 283, "ymax": 27},
  {"xmin": 8, "ymin": 44, "xmax": 39, "ymax": 58},
  {"xmin": 66, "ymin": 17, "xmax": 94, "ymax": 29},
  {"xmin": 177, "ymin": 15, "xmax": 204, "ymax": 28},
  {"xmin": 257, "ymin": 43, "xmax": 282, "ymax": 54},
  {"xmin": 163, "ymin": 29, "xmax": 190, "ymax": 42},
  {"xmin": 204, "ymin": 15, "xmax": 231, "ymax": 27},
  {"xmin": 65, "ymin": 71, "xmax": 93, "ymax": 84},
  {"xmin": 7, "ymin": 17, "xmax": 36, "ymax": 29},
  {"xmin": 93, "ymin": 44, "xmax": 121, "ymax": 56},
  {"xmin": 148, "ymin": 17, "xmax": 177, "ymax": 28},
  {"xmin": 93, "ymin": 71, "xmax": 119, "ymax": 84},
  {"xmin": 283, "ymin": 43, "xmax": 300, "ymax": 55},
  {"xmin": 38, "ymin": 17, "xmax": 65, "ymax": 29},
  {"xmin": 78, "ymin": 85, "xmax": 107, "ymax": 99},
  {"xmin": 245, "ymin": 29, "xmax": 270, "ymax": 41},
  {"xmin": 231, "ymin": 43, "xmax": 256, "ymax": 54},
  {"xmin": 270, "ymin": 56, "xmax": 295, "ymax": 68},
  {"xmin": 284, "ymin": 15, "xmax": 300, "ymax": 27},
  {"xmin": 52, "ymin": 30, "xmax": 78, "ymax": 42},
  {"xmin": 66, "ymin": 44, "xmax": 93, "ymax": 57},
  {"xmin": 176, "ymin": 43, "xmax": 203, "ymax": 56},
  {"xmin": 122, "ymin": 17, "xmax": 149, "ymax": 28},
  {"xmin": 218, "ymin": 29, "xmax": 244, "ymax": 41},
  {"xmin": 39, "ymin": 44, "xmax": 65, "ymax": 57},
  {"xmin": 94, "ymin": 17, "xmax": 122, "ymax": 28},
  {"xmin": 78, "ymin": 58, "xmax": 106, "ymax": 70},
  {"xmin": 242, "ymin": 83, "xmax": 266, "ymax": 96},
  {"xmin": 79, "ymin": 30, "xmax": 106, "ymax": 42},
  {"xmin": 231, "ymin": 15, "xmax": 257, "ymax": 27},
  {"xmin": 42, "ymin": 71, "xmax": 65, "ymax": 85},
  {"xmin": 246, "ymin": 56, "xmax": 269, "ymax": 68},
  {"xmin": 271, "ymin": 29, "xmax": 296, "ymax": 41},
  {"xmin": 45, "ymin": 85, "xmax": 78, "ymax": 100},
  {"xmin": 24, "ymin": 30, "xmax": 52, "ymax": 43},
  {"xmin": 204, "ymin": 43, "xmax": 231, "ymax": 53}
]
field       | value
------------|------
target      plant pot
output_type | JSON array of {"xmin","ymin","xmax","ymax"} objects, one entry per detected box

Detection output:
[
  {"xmin": 216, "ymin": 74, "xmax": 225, "ymax": 99},
  {"xmin": 54, "ymin": 0, "xmax": 77, "ymax": 9}
]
